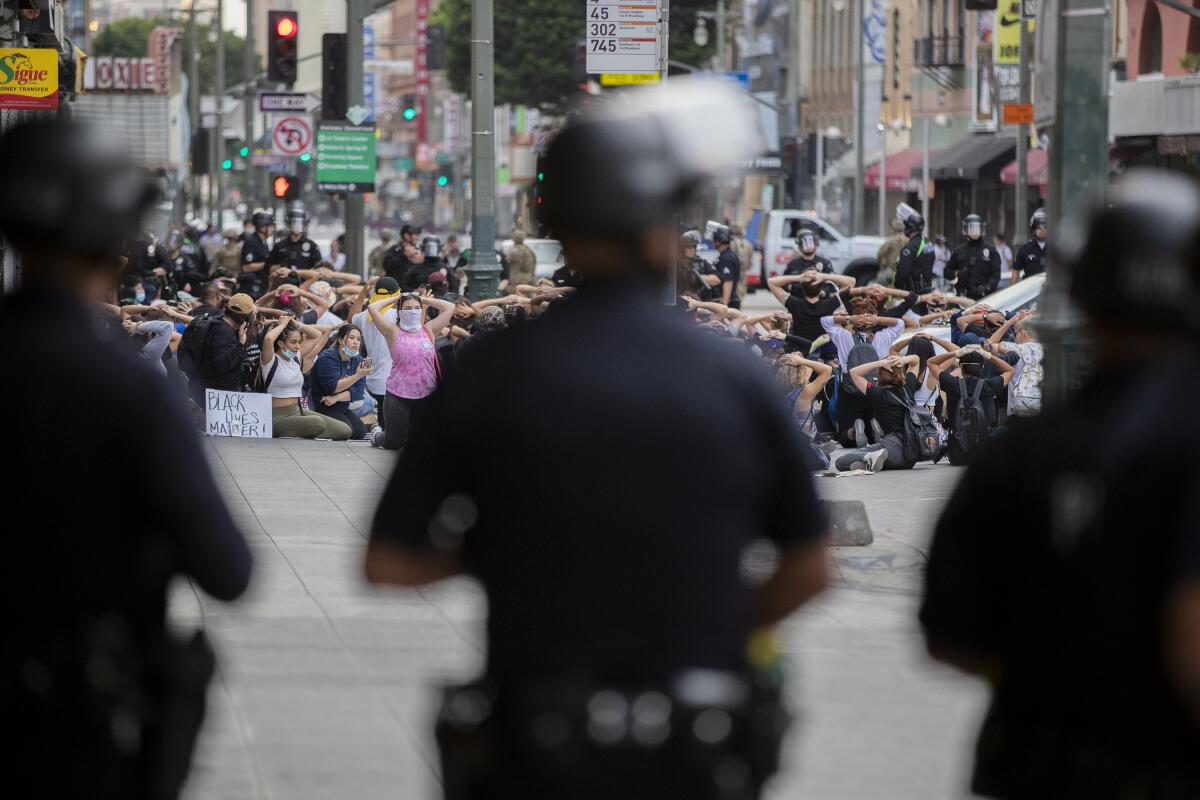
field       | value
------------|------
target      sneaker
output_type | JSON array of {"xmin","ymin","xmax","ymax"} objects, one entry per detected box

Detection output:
[
  {"xmin": 853, "ymin": 419, "xmax": 868, "ymax": 449},
  {"xmin": 369, "ymin": 429, "xmax": 384, "ymax": 448},
  {"xmin": 860, "ymin": 447, "xmax": 889, "ymax": 473},
  {"xmin": 870, "ymin": 419, "xmax": 885, "ymax": 444},
  {"xmin": 817, "ymin": 438, "xmax": 839, "ymax": 456}
]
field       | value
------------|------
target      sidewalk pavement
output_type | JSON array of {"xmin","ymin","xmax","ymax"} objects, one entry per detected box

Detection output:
[{"xmin": 176, "ymin": 439, "xmax": 985, "ymax": 800}]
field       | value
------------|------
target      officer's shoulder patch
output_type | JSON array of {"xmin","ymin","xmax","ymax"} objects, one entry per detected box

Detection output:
[
  {"xmin": 983, "ymin": 248, "xmax": 990, "ymax": 258},
  {"xmin": 245, "ymin": 253, "xmax": 253, "ymax": 262}
]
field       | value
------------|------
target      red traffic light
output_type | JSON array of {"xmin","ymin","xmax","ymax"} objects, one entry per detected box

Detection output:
[
  {"xmin": 275, "ymin": 16, "xmax": 297, "ymax": 39},
  {"xmin": 273, "ymin": 176, "xmax": 291, "ymax": 198}
]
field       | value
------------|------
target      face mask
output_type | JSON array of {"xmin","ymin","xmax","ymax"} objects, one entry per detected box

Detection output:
[
  {"xmin": 399, "ymin": 308, "xmax": 423, "ymax": 332},
  {"xmin": 135, "ymin": 290, "xmax": 146, "ymax": 303},
  {"xmin": 281, "ymin": 349, "xmax": 299, "ymax": 361},
  {"xmin": 291, "ymin": 222, "xmax": 304, "ymax": 235},
  {"xmin": 343, "ymin": 346, "xmax": 358, "ymax": 358}
]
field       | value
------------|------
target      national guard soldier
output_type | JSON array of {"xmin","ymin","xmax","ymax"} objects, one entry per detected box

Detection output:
[
  {"xmin": 945, "ymin": 213, "xmax": 1002, "ymax": 300},
  {"xmin": 922, "ymin": 170, "xmax": 1200, "ymax": 799},
  {"xmin": 268, "ymin": 202, "xmax": 323, "ymax": 274},
  {"xmin": 365, "ymin": 80, "xmax": 829, "ymax": 800},
  {"xmin": 239, "ymin": 210, "xmax": 274, "ymax": 298}
]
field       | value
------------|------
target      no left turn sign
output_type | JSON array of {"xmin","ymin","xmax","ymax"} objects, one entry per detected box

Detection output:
[{"xmin": 271, "ymin": 115, "xmax": 313, "ymax": 157}]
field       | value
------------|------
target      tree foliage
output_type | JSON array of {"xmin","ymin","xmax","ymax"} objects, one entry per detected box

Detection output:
[
  {"xmin": 435, "ymin": 0, "xmax": 714, "ymax": 111},
  {"xmin": 92, "ymin": 17, "xmax": 259, "ymax": 97}
]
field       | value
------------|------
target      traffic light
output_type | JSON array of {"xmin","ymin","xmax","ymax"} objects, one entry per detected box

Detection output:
[
  {"xmin": 222, "ymin": 158, "xmax": 233, "ymax": 171},
  {"xmin": 401, "ymin": 95, "xmax": 418, "ymax": 121},
  {"xmin": 191, "ymin": 128, "xmax": 209, "ymax": 176},
  {"xmin": 322, "ymin": 33, "xmax": 348, "ymax": 122},
  {"xmin": 239, "ymin": 145, "xmax": 249, "ymax": 157},
  {"xmin": 272, "ymin": 174, "xmax": 299, "ymax": 200},
  {"xmin": 267, "ymin": 11, "xmax": 299, "ymax": 85},
  {"xmin": 436, "ymin": 173, "xmax": 449, "ymax": 187},
  {"xmin": 426, "ymin": 25, "xmax": 446, "ymax": 70}
]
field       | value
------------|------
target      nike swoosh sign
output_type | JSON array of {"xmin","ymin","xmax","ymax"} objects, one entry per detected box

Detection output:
[{"xmin": 1000, "ymin": 15, "xmax": 1021, "ymax": 24}]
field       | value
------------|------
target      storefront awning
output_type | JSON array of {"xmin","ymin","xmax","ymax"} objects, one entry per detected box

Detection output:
[
  {"xmin": 999, "ymin": 149, "xmax": 1049, "ymax": 187},
  {"xmin": 916, "ymin": 135, "xmax": 1016, "ymax": 180},
  {"xmin": 864, "ymin": 148, "xmax": 937, "ymax": 192}
]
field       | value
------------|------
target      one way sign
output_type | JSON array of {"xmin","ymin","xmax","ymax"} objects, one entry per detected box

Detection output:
[{"xmin": 257, "ymin": 92, "xmax": 321, "ymax": 114}]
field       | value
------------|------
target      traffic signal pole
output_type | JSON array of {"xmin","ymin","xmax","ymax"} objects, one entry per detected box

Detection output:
[
  {"xmin": 214, "ymin": 0, "xmax": 225, "ymax": 231},
  {"xmin": 345, "ymin": 0, "xmax": 367, "ymax": 280},
  {"xmin": 466, "ymin": 0, "xmax": 499, "ymax": 300}
]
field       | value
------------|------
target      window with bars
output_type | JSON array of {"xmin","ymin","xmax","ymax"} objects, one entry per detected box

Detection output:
[{"xmin": 914, "ymin": 0, "xmax": 965, "ymax": 68}]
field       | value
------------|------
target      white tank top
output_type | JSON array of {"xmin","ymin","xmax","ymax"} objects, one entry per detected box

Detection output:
[
  {"xmin": 266, "ymin": 354, "xmax": 305, "ymax": 399},
  {"xmin": 913, "ymin": 370, "xmax": 938, "ymax": 409}
]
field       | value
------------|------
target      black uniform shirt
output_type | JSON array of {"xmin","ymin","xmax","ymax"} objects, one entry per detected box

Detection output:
[
  {"xmin": 895, "ymin": 234, "xmax": 936, "ymax": 294},
  {"xmin": 922, "ymin": 362, "xmax": 1200, "ymax": 796},
  {"xmin": 267, "ymin": 236, "xmax": 324, "ymax": 271},
  {"xmin": 551, "ymin": 265, "xmax": 582, "ymax": 288},
  {"xmin": 370, "ymin": 280, "xmax": 826, "ymax": 681},
  {"xmin": 716, "ymin": 248, "xmax": 740, "ymax": 304},
  {"xmin": 784, "ymin": 254, "xmax": 833, "ymax": 276},
  {"xmin": 1016, "ymin": 239, "xmax": 1046, "ymax": 276},
  {"xmin": 945, "ymin": 238, "xmax": 1002, "ymax": 299}
]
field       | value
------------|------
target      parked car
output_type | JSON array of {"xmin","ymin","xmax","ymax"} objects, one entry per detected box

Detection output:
[
  {"xmin": 899, "ymin": 274, "xmax": 1047, "ymax": 352},
  {"xmin": 754, "ymin": 209, "xmax": 886, "ymax": 286},
  {"xmin": 499, "ymin": 237, "xmax": 563, "ymax": 280}
]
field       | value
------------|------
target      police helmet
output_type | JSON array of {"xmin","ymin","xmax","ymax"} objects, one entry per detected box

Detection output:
[
  {"xmin": 963, "ymin": 213, "xmax": 985, "ymax": 239},
  {"xmin": 711, "ymin": 225, "xmax": 733, "ymax": 245},
  {"xmin": 537, "ymin": 79, "xmax": 761, "ymax": 238},
  {"xmin": 421, "ymin": 235, "xmax": 442, "ymax": 259},
  {"xmin": 1030, "ymin": 208, "xmax": 1048, "ymax": 233},
  {"xmin": 796, "ymin": 229, "xmax": 818, "ymax": 255},
  {"xmin": 252, "ymin": 210, "xmax": 275, "ymax": 231},
  {"xmin": 0, "ymin": 120, "xmax": 159, "ymax": 258},
  {"xmin": 286, "ymin": 202, "xmax": 308, "ymax": 225},
  {"xmin": 1054, "ymin": 169, "xmax": 1200, "ymax": 329},
  {"xmin": 904, "ymin": 213, "xmax": 925, "ymax": 237}
]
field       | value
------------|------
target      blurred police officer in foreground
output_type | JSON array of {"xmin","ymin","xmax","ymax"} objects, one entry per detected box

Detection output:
[
  {"xmin": 0, "ymin": 120, "xmax": 252, "ymax": 799},
  {"xmin": 922, "ymin": 170, "xmax": 1200, "ymax": 798},
  {"xmin": 365, "ymin": 81, "xmax": 829, "ymax": 800},
  {"xmin": 267, "ymin": 202, "xmax": 323, "ymax": 273}
]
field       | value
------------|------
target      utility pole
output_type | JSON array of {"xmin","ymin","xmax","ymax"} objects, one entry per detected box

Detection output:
[
  {"xmin": 244, "ymin": 0, "xmax": 255, "ymax": 211},
  {"xmin": 466, "ymin": 0, "xmax": 499, "ymax": 300},
  {"xmin": 1014, "ymin": 15, "xmax": 1033, "ymax": 241},
  {"xmin": 188, "ymin": 8, "xmax": 200, "ymax": 217},
  {"xmin": 214, "ymin": 0, "xmax": 225, "ymax": 231},
  {"xmin": 346, "ymin": 0, "xmax": 366, "ymax": 279},
  {"xmin": 852, "ymin": 0, "xmax": 865, "ymax": 236}
]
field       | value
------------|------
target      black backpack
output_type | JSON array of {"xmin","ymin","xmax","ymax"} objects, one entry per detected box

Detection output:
[
  {"xmin": 886, "ymin": 387, "xmax": 942, "ymax": 463},
  {"xmin": 177, "ymin": 315, "xmax": 218, "ymax": 378},
  {"xmin": 948, "ymin": 377, "xmax": 989, "ymax": 465},
  {"xmin": 840, "ymin": 334, "xmax": 878, "ymax": 397}
]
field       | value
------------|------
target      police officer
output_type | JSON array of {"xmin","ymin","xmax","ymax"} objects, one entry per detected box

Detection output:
[
  {"xmin": 677, "ymin": 230, "xmax": 718, "ymax": 300},
  {"xmin": 401, "ymin": 235, "xmax": 447, "ymax": 291},
  {"xmin": 922, "ymin": 169, "xmax": 1200, "ymax": 798},
  {"xmin": 783, "ymin": 227, "xmax": 835, "ymax": 298},
  {"xmin": 894, "ymin": 208, "xmax": 935, "ymax": 296},
  {"xmin": 364, "ymin": 83, "xmax": 828, "ymax": 800},
  {"xmin": 267, "ymin": 202, "xmax": 324, "ymax": 274},
  {"xmin": 944, "ymin": 213, "xmax": 1001, "ymax": 300},
  {"xmin": 1013, "ymin": 208, "xmax": 1047, "ymax": 281},
  {"xmin": 0, "ymin": 119, "xmax": 252, "ymax": 799},
  {"xmin": 713, "ymin": 224, "xmax": 742, "ymax": 309},
  {"xmin": 124, "ymin": 230, "xmax": 172, "ymax": 300},
  {"xmin": 382, "ymin": 223, "xmax": 423, "ymax": 281},
  {"xmin": 239, "ymin": 210, "xmax": 274, "ymax": 298},
  {"xmin": 166, "ymin": 228, "xmax": 207, "ymax": 295}
]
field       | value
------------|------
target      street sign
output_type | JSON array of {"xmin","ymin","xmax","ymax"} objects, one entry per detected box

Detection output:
[
  {"xmin": 695, "ymin": 71, "xmax": 752, "ymax": 90},
  {"xmin": 271, "ymin": 114, "xmax": 313, "ymax": 157},
  {"xmin": 586, "ymin": 0, "xmax": 662, "ymax": 75},
  {"xmin": 250, "ymin": 154, "xmax": 299, "ymax": 175},
  {"xmin": 316, "ymin": 123, "xmax": 376, "ymax": 193},
  {"xmin": 346, "ymin": 105, "xmax": 370, "ymax": 125},
  {"xmin": 599, "ymin": 72, "xmax": 660, "ymax": 86},
  {"xmin": 258, "ymin": 91, "xmax": 320, "ymax": 114},
  {"xmin": 365, "ymin": 59, "xmax": 415, "ymax": 74},
  {"xmin": 1022, "ymin": 0, "xmax": 1039, "ymax": 19},
  {"xmin": 1002, "ymin": 103, "xmax": 1035, "ymax": 125}
]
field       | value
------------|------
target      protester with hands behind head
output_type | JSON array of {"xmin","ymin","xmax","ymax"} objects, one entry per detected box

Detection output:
[
  {"xmin": 769, "ymin": 270, "xmax": 855, "ymax": 341},
  {"xmin": 260, "ymin": 316, "xmax": 352, "ymax": 440},
  {"xmin": 833, "ymin": 353, "xmax": 922, "ymax": 473}
]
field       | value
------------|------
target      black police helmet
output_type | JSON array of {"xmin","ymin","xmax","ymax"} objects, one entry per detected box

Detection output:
[
  {"xmin": 962, "ymin": 213, "xmax": 985, "ymax": 239},
  {"xmin": 1054, "ymin": 169, "xmax": 1200, "ymax": 328},
  {"xmin": 0, "ymin": 120, "xmax": 159, "ymax": 258},
  {"xmin": 1030, "ymin": 208, "xmax": 1047, "ymax": 232},
  {"xmin": 711, "ymin": 225, "xmax": 732, "ymax": 244},
  {"xmin": 904, "ymin": 213, "xmax": 925, "ymax": 236},
  {"xmin": 252, "ymin": 211, "xmax": 275, "ymax": 230}
]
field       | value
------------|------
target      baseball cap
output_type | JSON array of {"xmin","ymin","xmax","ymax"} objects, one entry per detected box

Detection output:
[
  {"xmin": 227, "ymin": 293, "xmax": 255, "ymax": 314},
  {"xmin": 428, "ymin": 271, "xmax": 447, "ymax": 285},
  {"xmin": 373, "ymin": 277, "xmax": 401, "ymax": 297}
]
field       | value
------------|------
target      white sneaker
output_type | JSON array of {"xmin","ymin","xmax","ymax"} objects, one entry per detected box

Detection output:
[
  {"xmin": 369, "ymin": 429, "xmax": 384, "ymax": 448},
  {"xmin": 860, "ymin": 447, "xmax": 889, "ymax": 473}
]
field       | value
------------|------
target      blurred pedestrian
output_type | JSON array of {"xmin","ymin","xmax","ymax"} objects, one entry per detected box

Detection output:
[
  {"xmin": 365, "ymin": 81, "xmax": 827, "ymax": 800},
  {"xmin": 922, "ymin": 170, "xmax": 1200, "ymax": 798},
  {"xmin": 369, "ymin": 228, "xmax": 395, "ymax": 277},
  {"xmin": 505, "ymin": 229, "xmax": 537, "ymax": 290},
  {"xmin": 0, "ymin": 119, "xmax": 252, "ymax": 799}
]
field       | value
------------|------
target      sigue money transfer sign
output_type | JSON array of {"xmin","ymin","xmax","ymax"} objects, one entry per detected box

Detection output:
[{"xmin": 0, "ymin": 48, "xmax": 58, "ymax": 111}]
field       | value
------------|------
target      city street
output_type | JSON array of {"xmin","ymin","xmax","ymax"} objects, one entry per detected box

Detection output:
[{"xmin": 177, "ymin": 438, "xmax": 984, "ymax": 800}]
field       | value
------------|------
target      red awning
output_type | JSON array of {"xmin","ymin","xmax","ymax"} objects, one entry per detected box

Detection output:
[
  {"xmin": 863, "ymin": 148, "xmax": 935, "ymax": 192},
  {"xmin": 999, "ymin": 148, "xmax": 1049, "ymax": 187}
]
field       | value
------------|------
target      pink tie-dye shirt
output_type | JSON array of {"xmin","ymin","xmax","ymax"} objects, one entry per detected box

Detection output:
[{"xmin": 385, "ymin": 328, "xmax": 438, "ymax": 399}]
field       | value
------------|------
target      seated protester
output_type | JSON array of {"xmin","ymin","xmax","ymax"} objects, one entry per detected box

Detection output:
[
  {"xmin": 352, "ymin": 277, "xmax": 402, "ymax": 427},
  {"xmin": 951, "ymin": 306, "xmax": 1015, "ymax": 347},
  {"xmin": 192, "ymin": 281, "xmax": 228, "ymax": 318},
  {"xmin": 306, "ymin": 280, "xmax": 346, "ymax": 326},
  {"xmin": 454, "ymin": 304, "xmax": 507, "ymax": 365},
  {"xmin": 777, "ymin": 352, "xmax": 836, "ymax": 469},
  {"xmin": 121, "ymin": 318, "xmax": 176, "ymax": 377},
  {"xmin": 118, "ymin": 273, "xmax": 148, "ymax": 307},
  {"xmin": 179, "ymin": 292, "xmax": 256, "ymax": 407},
  {"xmin": 768, "ymin": 270, "xmax": 856, "ymax": 342},
  {"xmin": 834, "ymin": 353, "xmax": 923, "ymax": 473},
  {"xmin": 989, "ymin": 309, "xmax": 1043, "ymax": 419},
  {"xmin": 312, "ymin": 324, "xmax": 373, "ymax": 440},
  {"xmin": 891, "ymin": 332, "xmax": 959, "ymax": 416},
  {"xmin": 257, "ymin": 282, "xmax": 329, "ymax": 326},
  {"xmin": 260, "ymin": 317, "xmax": 352, "ymax": 440},
  {"xmin": 927, "ymin": 344, "xmax": 1016, "ymax": 464},
  {"xmin": 820, "ymin": 299, "xmax": 907, "ymax": 448}
]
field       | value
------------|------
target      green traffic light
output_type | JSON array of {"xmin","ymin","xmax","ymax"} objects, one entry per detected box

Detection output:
[
  {"xmin": 437, "ymin": 175, "xmax": 449, "ymax": 187},
  {"xmin": 403, "ymin": 107, "xmax": 417, "ymax": 121},
  {"xmin": 221, "ymin": 159, "xmax": 233, "ymax": 170},
  {"xmin": 537, "ymin": 171, "xmax": 544, "ymax": 182},
  {"xmin": 299, "ymin": 153, "xmax": 311, "ymax": 162},
  {"xmin": 239, "ymin": 146, "xmax": 249, "ymax": 157}
]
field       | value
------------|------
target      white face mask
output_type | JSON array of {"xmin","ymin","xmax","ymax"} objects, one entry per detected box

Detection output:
[{"xmin": 398, "ymin": 308, "xmax": 423, "ymax": 332}]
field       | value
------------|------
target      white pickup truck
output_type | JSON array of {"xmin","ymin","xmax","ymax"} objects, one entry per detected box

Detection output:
[{"xmin": 752, "ymin": 209, "xmax": 886, "ymax": 287}]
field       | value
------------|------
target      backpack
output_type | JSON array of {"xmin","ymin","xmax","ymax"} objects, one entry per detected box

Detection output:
[
  {"xmin": 948, "ymin": 377, "xmax": 989, "ymax": 465},
  {"xmin": 840, "ymin": 334, "xmax": 878, "ymax": 397},
  {"xmin": 885, "ymin": 387, "xmax": 943, "ymax": 463},
  {"xmin": 177, "ymin": 315, "xmax": 218, "ymax": 377}
]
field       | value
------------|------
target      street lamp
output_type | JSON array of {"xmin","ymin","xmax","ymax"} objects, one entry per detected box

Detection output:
[
  {"xmin": 693, "ymin": 17, "xmax": 709, "ymax": 48},
  {"xmin": 815, "ymin": 125, "xmax": 843, "ymax": 219},
  {"xmin": 695, "ymin": 1, "xmax": 738, "ymax": 71},
  {"xmin": 831, "ymin": 0, "xmax": 864, "ymax": 234}
]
